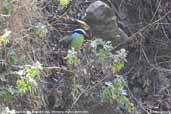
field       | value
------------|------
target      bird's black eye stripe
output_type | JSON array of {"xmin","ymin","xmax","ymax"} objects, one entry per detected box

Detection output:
[
  {"xmin": 72, "ymin": 31, "xmax": 83, "ymax": 34},
  {"xmin": 71, "ymin": 29, "xmax": 87, "ymax": 37}
]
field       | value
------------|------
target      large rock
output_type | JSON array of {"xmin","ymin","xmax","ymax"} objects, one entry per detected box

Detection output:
[{"xmin": 82, "ymin": 0, "xmax": 128, "ymax": 46}]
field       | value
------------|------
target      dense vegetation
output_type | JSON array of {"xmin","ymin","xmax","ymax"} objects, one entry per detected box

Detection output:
[{"xmin": 0, "ymin": 0, "xmax": 171, "ymax": 114}]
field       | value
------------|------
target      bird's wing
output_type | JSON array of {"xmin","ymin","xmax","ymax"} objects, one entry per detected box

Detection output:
[{"xmin": 70, "ymin": 33, "xmax": 84, "ymax": 49}]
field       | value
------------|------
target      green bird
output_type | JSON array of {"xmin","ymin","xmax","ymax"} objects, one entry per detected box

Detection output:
[
  {"xmin": 68, "ymin": 29, "xmax": 84, "ymax": 49},
  {"xmin": 67, "ymin": 28, "xmax": 89, "ymax": 49}
]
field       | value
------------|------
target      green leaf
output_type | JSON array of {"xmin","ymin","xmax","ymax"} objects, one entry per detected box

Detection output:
[
  {"xmin": 60, "ymin": 0, "xmax": 70, "ymax": 7},
  {"xmin": 97, "ymin": 49, "xmax": 106, "ymax": 63},
  {"xmin": 0, "ymin": 88, "xmax": 16, "ymax": 101},
  {"xmin": 25, "ymin": 62, "xmax": 42, "ymax": 78},
  {"xmin": 17, "ymin": 79, "xmax": 28, "ymax": 94},
  {"xmin": 6, "ymin": 48, "xmax": 17, "ymax": 64},
  {"xmin": 64, "ymin": 48, "xmax": 79, "ymax": 65},
  {"xmin": 101, "ymin": 76, "xmax": 134, "ymax": 113},
  {"xmin": 0, "ymin": 30, "xmax": 11, "ymax": 46},
  {"xmin": 26, "ymin": 67, "xmax": 40, "ymax": 78},
  {"xmin": 33, "ymin": 23, "xmax": 48, "ymax": 38},
  {"xmin": 2, "ymin": 0, "xmax": 10, "ymax": 15},
  {"xmin": 114, "ymin": 59, "xmax": 125, "ymax": 72}
]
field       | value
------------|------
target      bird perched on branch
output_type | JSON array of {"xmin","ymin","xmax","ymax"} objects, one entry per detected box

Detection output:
[
  {"xmin": 82, "ymin": 0, "xmax": 129, "ymax": 46},
  {"xmin": 60, "ymin": 28, "xmax": 90, "ymax": 49}
]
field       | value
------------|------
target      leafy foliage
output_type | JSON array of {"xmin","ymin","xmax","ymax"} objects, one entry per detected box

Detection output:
[
  {"xmin": 33, "ymin": 23, "xmax": 48, "ymax": 38},
  {"xmin": 16, "ymin": 62, "xmax": 42, "ymax": 95},
  {"xmin": 17, "ymin": 79, "xmax": 29, "ymax": 94},
  {"xmin": 17, "ymin": 78, "xmax": 37, "ymax": 95},
  {"xmin": 2, "ymin": 0, "xmax": 10, "ymax": 15},
  {"xmin": 6, "ymin": 48, "xmax": 17, "ymax": 64},
  {"xmin": 0, "ymin": 87, "xmax": 18, "ymax": 101},
  {"xmin": 64, "ymin": 48, "xmax": 79, "ymax": 65},
  {"xmin": 112, "ymin": 49, "xmax": 127, "ymax": 73},
  {"xmin": 0, "ymin": 107, "xmax": 16, "ymax": 114},
  {"xmin": 96, "ymin": 49, "xmax": 106, "ymax": 63},
  {"xmin": 25, "ymin": 62, "xmax": 42, "ymax": 78},
  {"xmin": 90, "ymin": 39, "xmax": 113, "ymax": 51},
  {"xmin": 89, "ymin": 39, "xmax": 127, "ymax": 74},
  {"xmin": 101, "ymin": 76, "xmax": 135, "ymax": 114},
  {"xmin": 0, "ymin": 30, "xmax": 11, "ymax": 46},
  {"xmin": 59, "ymin": 0, "xmax": 70, "ymax": 7},
  {"xmin": 90, "ymin": 39, "xmax": 113, "ymax": 63},
  {"xmin": 64, "ymin": 38, "xmax": 134, "ymax": 113}
]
